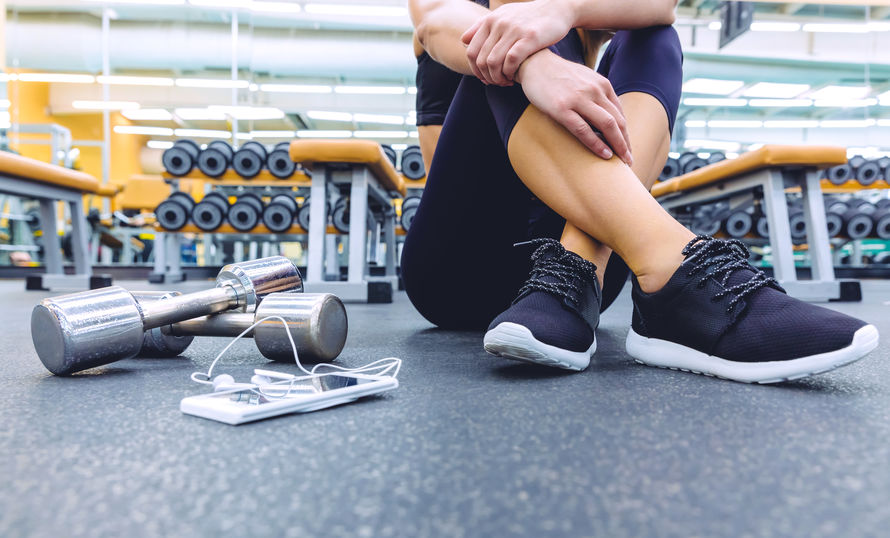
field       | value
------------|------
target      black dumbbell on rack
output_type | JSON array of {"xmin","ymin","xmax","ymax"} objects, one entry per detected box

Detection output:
[
  {"xmin": 841, "ymin": 200, "xmax": 875, "ymax": 239},
  {"xmin": 155, "ymin": 192, "xmax": 195, "ymax": 230},
  {"xmin": 658, "ymin": 157, "xmax": 680, "ymax": 182},
  {"xmin": 400, "ymin": 196, "xmax": 421, "ymax": 232},
  {"xmin": 228, "ymin": 193, "xmax": 264, "ymax": 231},
  {"xmin": 331, "ymin": 197, "xmax": 351, "ymax": 234},
  {"xmin": 296, "ymin": 197, "xmax": 331, "ymax": 231},
  {"xmin": 266, "ymin": 141, "xmax": 296, "ymax": 180},
  {"xmin": 400, "ymin": 145, "xmax": 426, "ymax": 180},
  {"xmin": 192, "ymin": 191, "xmax": 230, "ymax": 231},
  {"xmin": 824, "ymin": 198, "xmax": 848, "ymax": 238},
  {"xmin": 232, "ymin": 141, "xmax": 268, "ymax": 179},
  {"xmin": 721, "ymin": 208, "xmax": 752, "ymax": 238},
  {"xmin": 707, "ymin": 152, "xmax": 727, "ymax": 164},
  {"xmin": 825, "ymin": 162, "xmax": 853, "ymax": 185},
  {"xmin": 197, "ymin": 140, "xmax": 234, "ymax": 178},
  {"xmin": 852, "ymin": 157, "xmax": 882, "ymax": 187},
  {"xmin": 382, "ymin": 144, "xmax": 397, "ymax": 168},
  {"xmin": 262, "ymin": 194, "xmax": 299, "ymax": 233},
  {"xmin": 162, "ymin": 139, "xmax": 200, "ymax": 176},
  {"xmin": 678, "ymin": 151, "xmax": 708, "ymax": 175}
]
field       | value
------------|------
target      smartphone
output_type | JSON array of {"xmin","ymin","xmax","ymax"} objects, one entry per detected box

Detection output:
[{"xmin": 180, "ymin": 373, "xmax": 398, "ymax": 425}]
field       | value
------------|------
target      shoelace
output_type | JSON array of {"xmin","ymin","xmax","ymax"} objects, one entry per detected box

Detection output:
[
  {"xmin": 513, "ymin": 238, "xmax": 597, "ymax": 309},
  {"xmin": 682, "ymin": 235, "xmax": 783, "ymax": 314}
]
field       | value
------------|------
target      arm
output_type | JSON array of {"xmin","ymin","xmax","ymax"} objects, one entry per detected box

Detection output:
[
  {"xmin": 568, "ymin": 0, "xmax": 677, "ymax": 30},
  {"xmin": 409, "ymin": 0, "xmax": 490, "ymax": 75}
]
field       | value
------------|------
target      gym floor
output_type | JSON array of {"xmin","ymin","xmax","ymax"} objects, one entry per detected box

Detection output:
[{"xmin": 2, "ymin": 279, "xmax": 889, "ymax": 537}]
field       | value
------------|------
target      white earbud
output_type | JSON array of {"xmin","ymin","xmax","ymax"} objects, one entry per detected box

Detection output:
[{"xmin": 212, "ymin": 374, "xmax": 255, "ymax": 392}]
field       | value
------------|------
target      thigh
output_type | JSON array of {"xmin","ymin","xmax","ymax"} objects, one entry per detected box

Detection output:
[{"xmin": 401, "ymin": 76, "xmax": 537, "ymax": 330}]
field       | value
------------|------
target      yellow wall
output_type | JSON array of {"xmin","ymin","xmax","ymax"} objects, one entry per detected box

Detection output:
[{"xmin": 6, "ymin": 79, "xmax": 146, "ymax": 189}]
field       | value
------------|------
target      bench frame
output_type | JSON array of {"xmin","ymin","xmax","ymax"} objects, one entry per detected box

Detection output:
[{"xmin": 659, "ymin": 166, "xmax": 851, "ymax": 301}]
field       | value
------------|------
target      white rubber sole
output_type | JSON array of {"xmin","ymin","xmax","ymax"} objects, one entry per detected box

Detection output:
[
  {"xmin": 625, "ymin": 324, "xmax": 879, "ymax": 384},
  {"xmin": 483, "ymin": 322, "xmax": 596, "ymax": 371}
]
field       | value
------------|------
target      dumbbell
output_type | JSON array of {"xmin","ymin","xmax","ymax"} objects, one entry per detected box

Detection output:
[
  {"xmin": 722, "ymin": 209, "xmax": 752, "ymax": 238},
  {"xmin": 755, "ymin": 215, "xmax": 769, "ymax": 238},
  {"xmin": 192, "ymin": 192, "xmax": 230, "ymax": 232},
  {"xmin": 871, "ymin": 208, "xmax": 890, "ymax": 239},
  {"xmin": 826, "ymin": 163, "xmax": 853, "ymax": 185},
  {"xmin": 133, "ymin": 291, "xmax": 195, "ymax": 357},
  {"xmin": 855, "ymin": 159, "xmax": 881, "ymax": 187},
  {"xmin": 232, "ymin": 141, "xmax": 268, "ymax": 179},
  {"xmin": 196, "ymin": 140, "xmax": 233, "ymax": 178},
  {"xmin": 400, "ymin": 145, "xmax": 426, "ymax": 180},
  {"xmin": 296, "ymin": 196, "xmax": 330, "ymax": 231},
  {"xmin": 849, "ymin": 155, "xmax": 865, "ymax": 170},
  {"xmin": 332, "ymin": 197, "xmax": 351, "ymax": 234},
  {"xmin": 678, "ymin": 152, "xmax": 708, "ymax": 175},
  {"xmin": 876, "ymin": 198, "xmax": 890, "ymax": 210},
  {"xmin": 267, "ymin": 142, "xmax": 296, "ymax": 180},
  {"xmin": 842, "ymin": 207, "xmax": 874, "ymax": 239},
  {"xmin": 707, "ymin": 152, "xmax": 726, "ymax": 164},
  {"xmin": 155, "ymin": 192, "xmax": 195, "ymax": 231},
  {"xmin": 228, "ymin": 193, "xmax": 264, "ymax": 232},
  {"xmin": 163, "ymin": 292, "xmax": 347, "ymax": 362},
  {"xmin": 162, "ymin": 139, "xmax": 200, "ymax": 176},
  {"xmin": 878, "ymin": 158, "xmax": 890, "ymax": 182},
  {"xmin": 382, "ymin": 144, "xmax": 397, "ymax": 168},
  {"xmin": 31, "ymin": 256, "xmax": 303, "ymax": 375},
  {"xmin": 400, "ymin": 196, "xmax": 421, "ymax": 232},
  {"xmin": 659, "ymin": 157, "xmax": 680, "ymax": 182},
  {"xmin": 262, "ymin": 194, "xmax": 298, "ymax": 233},
  {"xmin": 787, "ymin": 206, "xmax": 808, "ymax": 240},
  {"xmin": 824, "ymin": 200, "xmax": 848, "ymax": 238},
  {"xmin": 689, "ymin": 203, "xmax": 722, "ymax": 236}
]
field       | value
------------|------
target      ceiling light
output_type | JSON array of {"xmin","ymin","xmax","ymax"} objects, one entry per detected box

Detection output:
[
  {"xmin": 17, "ymin": 73, "xmax": 95, "ymax": 84},
  {"xmin": 147, "ymin": 140, "xmax": 175, "ymax": 150},
  {"xmin": 747, "ymin": 99, "xmax": 813, "ymax": 108},
  {"xmin": 684, "ymin": 120, "xmax": 706, "ymax": 128},
  {"xmin": 114, "ymin": 125, "xmax": 175, "ymax": 136},
  {"xmin": 750, "ymin": 22, "xmax": 801, "ymax": 32},
  {"xmin": 307, "ymin": 111, "xmax": 353, "ymax": 122},
  {"xmin": 84, "ymin": 0, "xmax": 185, "ymax": 5},
  {"xmin": 353, "ymin": 113, "xmax": 405, "ymax": 125},
  {"xmin": 207, "ymin": 105, "xmax": 285, "ymax": 120},
  {"xmin": 249, "ymin": 130, "xmax": 296, "ymax": 138},
  {"xmin": 251, "ymin": 1, "xmax": 301, "ymax": 13},
  {"xmin": 174, "ymin": 107, "xmax": 229, "ymax": 121},
  {"xmin": 813, "ymin": 99, "xmax": 877, "ymax": 108},
  {"xmin": 73, "ymin": 100, "xmax": 140, "ymax": 111},
  {"xmin": 808, "ymin": 85, "xmax": 871, "ymax": 100},
  {"xmin": 391, "ymin": 143, "xmax": 408, "ymax": 151},
  {"xmin": 304, "ymin": 4, "xmax": 408, "ymax": 17},
  {"xmin": 819, "ymin": 120, "xmax": 876, "ymax": 128},
  {"xmin": 706, "ymin": 120, "xmax": 763, "ymax": 128},
  {"xmin": 174, "ymin": 128, "xmax": 233, "ymax": 138},
  {"xmin": 708, "ymin": 21, "xmax": 722, "ymax": 31},
  {"xmin": 249, "ymin": 83, "xmax": 259, "ymax": 92},
  {"xmin": 877, "ymin": 120, "xmax": 890, "ymax": 127},
  {"xmin": 175, "ymin": 78, "xmax": 249, "ymax": 89},
  {"xmin": 260, "ymin": 83, "xmax": 332, "ymax": 93},
  {"xmin": 683, "ymin": 98, "xmax": 748, "ymax": 107},
  {"xmin": 802, "ymin": 23, "xmax": 869, "ymax": 34},
  {"xmin": 762, "ymin": 120, "xmax": 819, "ymax": 128},
  {"xmin": 122, "ymin": 108, "xmax": 174, "ymax": 121},
  {"xmin": 725, "ymin": 152, "xmax": 739, "ymax": 159},
  {"xmin": 681, "ymin": 78, "xmax": 745, "ymax": 96},
  {"xmin": 742, "ymin": 82, "xmax": 809, "ymax": 98},
  {"xmin": 334, "ymin": 85, "xmax": 406, "ymax": 95},
  {"xmin": 296, "ymin": 130, "xmax": 353, "ymax": 138},
  {"xmin": 409, "ymin": 131, "xmax": 418, "ymax": 138},
  {"xmin": 353, "ymin": 130, "xmax": 409, "ymax": 138},
  {"xmin": 96, "ymin": 75, "xmax": 174, "ymax": 86},
  {"xmin": 188, "ymin": 0, "xmax": 250, "ymax": 7},
  {"xmin": 684, "ymin": 140, "xmax": 742, "ymax": 152}
]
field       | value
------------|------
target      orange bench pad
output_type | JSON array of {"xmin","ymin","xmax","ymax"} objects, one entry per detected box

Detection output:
[
  {"xmin": 652, "ymin": 145, "xmax": 847, "ymax": 199},
  {"xmin": 289, "ymin": 140, "xmax": 406, "ymax": 196},
  {"xmin": 0, "ymin": 152, "xmax": 99, "ymax": 193}
]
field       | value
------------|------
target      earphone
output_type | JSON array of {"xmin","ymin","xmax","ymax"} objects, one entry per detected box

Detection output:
[{"xmin": 190, "ymin": 315, "xmax": 401, "ymax": 400}]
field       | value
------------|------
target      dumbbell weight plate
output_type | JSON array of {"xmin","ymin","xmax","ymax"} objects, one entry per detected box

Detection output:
[
  {"xmin": 788, "ymin": 211, "xmax": 807, "ymax": 240},
  {"xmin": 756, "ymin": 216, "xmax": 769, "ymax": 238},
  {"xmin": 197, "ymin": 147, "xmax": 231, "ymax": 178},
  {"xmin": 844, "ymin": 210, "xmax": 874, "ymax": 239},
  {"xmin": 400, "ymin": 146, "xmax": 426, "ymax": 180},
  {"xmin": 266, "ymin": 149, "xmax": 297, "ymax": 179},
  {"xmin": 331, "ymin": 198, "xmax": 350, "ymax": 234},
  {"xmin": 849, "ymin": 155, "xmax": 866, "ymax": 169},
  {"xmin": 382, "ymin": 145, "xmax": 397, "ymax": 167},
  {"xmin": 228, "ymin": 194, "xmax": 264, "ymax": 232},
  {"xmin": 826, "ymin": 164, "xmax": 853, "ymax": 185},
  {"xmin": 723, "ymin": 211, "xmax": 752, "ymax": 238},
  {"xmin": 659, "ymin": 158, "xmax": 680, "ymax": 182},
  {"xmin": 133, "ymin": 291, "xmax": 195, "ymax": 357},
  {"xmin": 262, "ymin": 195, "xmax": 299, "ymax": 233},
  {"xmin": 155, "ymin": 192, "xmax": 195, "ymax": 231},
  {"xmin": 682, "ymin": 157, "xmax": 708, "ymax": 175},
  {"xmin": 162, "ymin": 140, "xmax": 199, "ymax": 177},
  {"xmin": 856, "ymin": 161, "xmax": 881, "ymax": 187},
  {"xmin": 400, "ymin": 196, "xmax": 421, "ymax": 232},
  {"xmin": 192, "ymin": 192, "xmax": 230, "ymax": 231},
  {"xmin": 707, "ymin": 152, "xmax": 726, "ymax": 164},
  {"xmin": 232, "ymin": 142, "xmax": 267, "ymax": 179},
  {"xmin": 873, "ymin": 210, "xmax": 890, "ymax": 239}
]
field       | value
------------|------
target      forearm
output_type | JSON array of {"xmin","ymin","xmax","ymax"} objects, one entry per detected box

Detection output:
[
  {"xmin": 561, "ymin": 0, "xmax": 677, "ymax": 30},
  {"xmin": 410, "ymin": 0, "xmax": 490, "ymax": 75}
]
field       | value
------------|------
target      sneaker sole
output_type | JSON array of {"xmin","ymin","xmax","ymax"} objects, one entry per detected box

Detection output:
[
  {"xmin": 625, "ymin": 324, "xmax": 879, "ymax": 384},
  {"xmin": 483, "ymin": 322, "xmax": 596, "ymax": 371}
]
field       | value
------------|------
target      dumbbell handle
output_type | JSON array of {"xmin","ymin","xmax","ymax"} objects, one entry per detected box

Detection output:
[
  {"xmin": 165, "ymin": 311, "xmax": 255, "ymax": 337},
  {"xmin": 140, "ymin": 285, "xmax": 241, "ymax": 330}
]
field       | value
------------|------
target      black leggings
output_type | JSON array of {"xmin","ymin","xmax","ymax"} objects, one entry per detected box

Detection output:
[{"xmin": 401, "ymin": 26, "xmax": 683, "ymax": 330}]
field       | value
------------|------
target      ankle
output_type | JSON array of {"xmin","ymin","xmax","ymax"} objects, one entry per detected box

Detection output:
[{"xmin": 635, "ymin": 252, "xmax": 686, "ymax": 294}]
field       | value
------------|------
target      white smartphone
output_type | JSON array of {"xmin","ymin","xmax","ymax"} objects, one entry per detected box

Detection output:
[{"xmin": 180, "ymin": 373, "xmax": 399, "ymax": 425}]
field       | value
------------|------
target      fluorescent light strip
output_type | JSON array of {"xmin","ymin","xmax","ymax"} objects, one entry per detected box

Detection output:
[
  {"xmin": 96, "ymin": 75, "xmax": 174, "ymax": 87},
  {"xmin": 296, "ymin": 130, "xmax": 353, "ymax": 138},
  {"xmin": 762, "ymin": 120, "xmax": 819, "ymax": 129},
  {"xmin": 307, "ymin": 110, "xmax": 353, "ymax": 122},
  {"xmin": 683, "ymin": 98, "xmax": 747, "ymax": 107},
  {"xmin": 84, "ymin": 0, "xmax": 185, "ymax": 5},
  {"xmin": 706, "ymin": 120, "xmax": 763, "ymax": 128},
  {"xmin": 207, "ymin": 105, "xmax": 285, "ymax": 120},
  {"xmin": 260, "ymin": 84, "xmax": 332, "ymax": 93},
  {"xmin": 813, "ymin": 99, "xmax": 877, "ymax": 108},
  {"xmin": 353, "ymin": 130, "xmax": 410, "ymax": 138},
  {"xmin": 304, "ymin": 3, "xmax": 408, "ymax": 17},
  {"xmin": 174, "ymin": 108, "xmax": 229, "ymax": 121},
  {"xmin": 877, "ymin": 120, "xmax": 890, "ymax": 127},
  {"xmin": 819, "ymin": 120, "xmax": 876, "ymax": 128},
  {"xmin": 251, "ymin": 1, "xmax": 302, "ymax": 13},
  {"xmin": 73, "ymin": 100, "xmax": 140, "ymax": 111},
  {"xmin": 684, "ymin": 139, "xmax": 742, "ymax": 152},
  {"xmin": 681, "ymin": 78, "xmax": 745, "ymax": 96},
  {"xmin": 114, "ymin": 125, "xmax": 175, "ymax": 136},
  {"xmin": 188, "ymin": 0, "xmax": 250, "ymax": 7},
  {"xmin": 122, "ymin": 108, "xmax": 174, "ymax": 121},
  {"xmin": 353, "ymin": 113, "xmax": 405, "ymax": 125},
  {"xmin": 803, "ymin": 23, "xmax": 869, "ymax": 34},
  {"xmin": 175, "ymin": 78, "xmax": 249, "ymax": 89},
  {"xmin": 747, "ymin": 99, "xmax": 813, "ymax": 108},
  {"xmin": 742, "ymin": 82, "xmax": 809, "ymax": 99},
  {"xmin": 391, "ymin": 144, "xmax": 408, "ymax": 151},
  {"xmin": 808, "ymin": 85, "xmax": 871, "ymax": 100},
  {"xmin": 334, "ymin": 85, "xmax": 406, "ymax": 95},
  {"xmin": 684, "ymin": 120, "xmax": 706, "ymax": 128},
  {"xmin": 174, "ymin": 128, "xmax": 233, "ymax": 138},
  {"xmin": 751, "ymin": 22, "xmax": 801, "ymax": 32},
  {"xmin": 249, "ymin": 130, "xmax": 296, "ymax": 138},
  {"xmin": 17, "ymin": 73, "xmax": 95, "ymax": 83},
  {"xmin": 147, "ymin": 140, "xmax": 175, "ymax": 150}
]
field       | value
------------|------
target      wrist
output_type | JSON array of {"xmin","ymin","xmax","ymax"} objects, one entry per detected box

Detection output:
[
  {"xmin": 516, "ymin": 48, "xmax": 557, "ymax": 84},
  {"xmin": 548, "ymin": 0, "xmax": 583, "ymax": 27}
]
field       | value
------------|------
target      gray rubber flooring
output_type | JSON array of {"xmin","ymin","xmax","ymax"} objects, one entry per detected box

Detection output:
[{"xmin": 2, "ymin": 278, "xmax": 890, "ymax": 537}]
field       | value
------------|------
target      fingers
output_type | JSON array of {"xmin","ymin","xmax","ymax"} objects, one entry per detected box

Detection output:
[
  {"xmin": 464, "ymin": 25, "xmax": 488, "ymax": 82},
  {"xmin": 484, "ymin": 36, "xmax": 514, "ymax": 86},
  {"xmin": 461, "ymin": 19, "xmax": 482, "ymax": 45},
  {"xmin": 559, "ymin": 111, "xmax": 614, "ymax": 161},
  {"xmin": 475, "ymin": 32, "xmax": 502, "ymax": 85},
  {"xmin": 503, "ymin": 39, "xmax": 537, "ymax": 81},
  {"xmin": 576, "ymin": 101, "xmax": 631, "ymax": 165},
  {"xmin": 604, "ymin": 84, "xmax": 632, "ymax": 158},
  {"xmin": 594, "ymin": 96, "xmax": 632, "ymax": 165}
]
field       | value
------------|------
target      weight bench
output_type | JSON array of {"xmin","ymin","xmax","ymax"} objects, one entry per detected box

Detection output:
[
  {"xmin": 290, "ymin": 140, "xmax": 406, "ymax": 303},
  {"xmin": 652, "ymin": 144, "xmax": 858, "ymax": 301},
  {"xmin": 0, "ymin": 151, "xmax": 110, "ymax": 290}
]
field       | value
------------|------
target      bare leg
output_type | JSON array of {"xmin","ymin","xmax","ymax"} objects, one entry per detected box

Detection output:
[
  {"xmin": 507, "ymin": 98, "xmax": 694, "ymax": 293},
  {"xmin": 559, "ymin": 92, "xmax": 673, "ymax": 288},
  {"xmin": 417, "ymin": 124, "xmax": 443, "ymax": 173}
]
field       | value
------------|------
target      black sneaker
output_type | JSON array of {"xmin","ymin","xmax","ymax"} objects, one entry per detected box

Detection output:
[
  {"xmin": 484, "ymin": 238, "xmax": 601, "ymax": 371},
  {"xmin": 627, "ymin": 236, "xmax": 879, "ymax": 383}
]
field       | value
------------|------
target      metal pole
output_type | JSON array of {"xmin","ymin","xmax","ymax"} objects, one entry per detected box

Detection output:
[{"xmin": 231, "ymin": 10, "xmax": 239, "ymax": 143}]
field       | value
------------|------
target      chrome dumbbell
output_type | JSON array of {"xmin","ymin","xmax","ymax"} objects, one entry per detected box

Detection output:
[
  {"xmin": 31, "ymin": 256, "xmax": 303, "ymax": 375},
  {"xmin": 163, "ymin": 292, "xmax": 347, "ymax": 362}
]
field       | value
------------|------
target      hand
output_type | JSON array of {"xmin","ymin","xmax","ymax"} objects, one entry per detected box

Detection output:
[
  {"xmin": 461, "ymin": 0, "xmax": 576, "ymax": 86},
  {"xmin": 518, "ymin": 50, "xmax": 632, "ymax": 164}
]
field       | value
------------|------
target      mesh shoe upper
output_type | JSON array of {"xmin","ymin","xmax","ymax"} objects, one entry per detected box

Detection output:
[
  {"xmin": 631, "ymin": 236, "xmax": 868, "ymax": 363},
  {"xmin": 488, "ymin": 239, "xmax": 601, "ymax": 352}
]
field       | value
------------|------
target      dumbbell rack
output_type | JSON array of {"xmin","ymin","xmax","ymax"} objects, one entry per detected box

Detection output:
[{"xmin": 152, "ymin": 169, "xmax": 315, "ymax": 283}]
